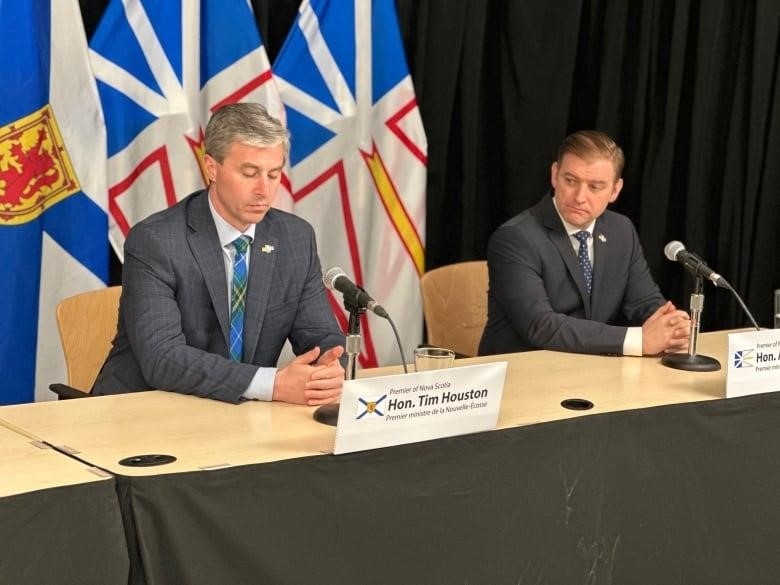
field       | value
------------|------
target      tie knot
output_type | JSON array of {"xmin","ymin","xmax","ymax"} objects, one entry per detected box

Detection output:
[
  {"xmin": 574, "ymin": 230, "xmax": 590, "ymax": 245},
  {"xmin": 231, "ymin": 235, "xmax": 251, "ymax": 255}
]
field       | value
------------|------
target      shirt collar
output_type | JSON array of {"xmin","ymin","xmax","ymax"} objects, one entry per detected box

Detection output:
[{"xmin": 208, "ymin": 193, "xmax": 256, "ymax": 248}]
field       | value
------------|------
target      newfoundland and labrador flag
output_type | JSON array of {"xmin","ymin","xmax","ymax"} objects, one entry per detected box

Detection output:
[
  {"xmin": 274, "ymin": 0, "xmax": 427, "ymax": 367},
  {"xmin": 0, "ymin": 2, "xmax": 108, "ymax": 404},
  {"xmin": 89, "ymin": 0, "xmax": 284, "ymax": 257}
]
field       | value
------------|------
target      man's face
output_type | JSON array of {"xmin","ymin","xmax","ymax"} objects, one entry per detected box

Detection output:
[
  {"xmin": 204, "ymin": 141, "xmax": 286, "ymax": 231},
  {"xmin": 550, "ymin": 153, "xmax": 623, "ymax": 229}
]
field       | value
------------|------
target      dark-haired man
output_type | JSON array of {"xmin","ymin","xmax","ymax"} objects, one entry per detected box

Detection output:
[{"xmin": 479, "ymin": 130, "xmax": 689, "ymax": 356}]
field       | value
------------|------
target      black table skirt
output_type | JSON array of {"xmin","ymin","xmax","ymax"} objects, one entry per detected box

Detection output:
[
  {"xmin": 118, "ymin": 391, "xmax": 780, "ymax": 585},
  {"xmin": 1, "ymin": 478, "xmax": 129, "ymax": 585}
]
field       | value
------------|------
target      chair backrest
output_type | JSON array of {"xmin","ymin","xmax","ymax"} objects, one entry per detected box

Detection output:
[
  {"xmin": 55, "ymin": 286, "xmax": 122, "ymax": 393},
  {"xmin": 419, "ymin": 261, "xmax": 488, "ymax": 357}
]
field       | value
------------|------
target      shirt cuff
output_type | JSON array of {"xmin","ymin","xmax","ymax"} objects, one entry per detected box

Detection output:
[
  {"xmin": 623, "ymin": 326, "xmax": 643, "ymax": 356},
  {"xmin": 241, "ymin": 367, "xmax": 277, "ymax": 401}
]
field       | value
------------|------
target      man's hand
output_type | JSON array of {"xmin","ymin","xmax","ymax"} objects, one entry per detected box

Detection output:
[
  {"xmin": 307, "ymin": 345, "xmax": 345, "ymax": 405},
  {"xmin": 641, "ymin": 301, "xmax": 691, "ymax": 355},
  {"xmin": 316, "ymin": 346, "xmax": 345, "ymax": 367},
  {"xmin": 272, "ymin": 346, "xmax": 344, "ymax": 405}
]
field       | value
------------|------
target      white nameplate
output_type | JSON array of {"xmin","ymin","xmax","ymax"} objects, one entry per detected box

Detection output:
[
  {"xmin": 333, "ymin": 361, "xmax": 508, "ymax": 455},
  {"xmin": 727, "ymin": 329, "xmax": 780, "ymax": 398}
]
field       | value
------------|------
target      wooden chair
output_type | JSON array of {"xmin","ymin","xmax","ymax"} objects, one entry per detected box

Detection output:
[
  {"xmin": 49, "ymin": 286, "xmax": 121, "ymax": 398},
  {"xmin": 419, "ymin": 261, "xmax": 488, "ymax": 357}
]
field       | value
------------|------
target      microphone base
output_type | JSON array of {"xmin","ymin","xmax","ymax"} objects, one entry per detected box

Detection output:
[
  {"xmin": 313, "ymin": 403, "xmax": 340, "ymax": 426},
  {"xmin": 661, "ymin": 352, "xmax": 721, "ymax": 372}
]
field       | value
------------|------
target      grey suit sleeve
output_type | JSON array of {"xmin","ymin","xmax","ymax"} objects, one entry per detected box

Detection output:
[
  {"xmin": 616, "ymin": 223, "xmax": 666, "ymax": 325},
  {"xmin": 485, "ymin": 224, "xmax": 630, "ymax": 355},
  {"xmin": 121, "ymin": 222, "xmax": 257, "ymax": 403}
]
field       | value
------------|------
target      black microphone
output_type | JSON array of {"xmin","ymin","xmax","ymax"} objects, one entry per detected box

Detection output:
[
  {"xmin": 663, "ymin": 241, "xmax": 728, "ymax": 288},
  {"xmin": 323, "ymin": 266, "xmax": 389, "ymax": 318}
]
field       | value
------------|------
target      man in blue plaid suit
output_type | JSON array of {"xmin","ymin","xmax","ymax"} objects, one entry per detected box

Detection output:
[{"xmin": 94, "ymin": 103, "xmax": 345, "ymax": 404}]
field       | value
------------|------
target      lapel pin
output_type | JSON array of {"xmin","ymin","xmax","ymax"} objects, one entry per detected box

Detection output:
[
  {"xmin": 261, "ymin": 244, "xmax": 275, "ymax": 254},
  {"xmin": 597, "ymin": 233, "xmax": 606, "ymax": 243}
]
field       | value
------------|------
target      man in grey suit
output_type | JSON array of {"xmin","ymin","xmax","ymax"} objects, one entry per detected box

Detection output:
[
  {"xmin": 479, "ymin": 130, "xmax": 690, "ymax": 357},
  {"xmin": 93, "ymin": 103, "xmax": 345, "ymax": 404}
]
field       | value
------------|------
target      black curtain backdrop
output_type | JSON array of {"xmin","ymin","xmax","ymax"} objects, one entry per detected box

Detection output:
[{"xmin": 80, "ymin": 0, "xmax": 780, "ymax": 332}]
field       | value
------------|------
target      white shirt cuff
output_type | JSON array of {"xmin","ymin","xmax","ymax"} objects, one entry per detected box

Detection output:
[
  {"xmin": 623, "ymin": 326, "xmax": 643, "ymax": 356},
  {"xmin": 242, "ymin": 367, "xmax": 277, "ymax": 401}
]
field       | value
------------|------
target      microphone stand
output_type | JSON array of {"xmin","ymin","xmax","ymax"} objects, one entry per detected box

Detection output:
[
  {"xmin": 662, "ymin": 275, "xmax": 721, "ymax": 372},
  {"xmin": 313, "ymin": 300, "xmax": 364, "ymax": 426}
]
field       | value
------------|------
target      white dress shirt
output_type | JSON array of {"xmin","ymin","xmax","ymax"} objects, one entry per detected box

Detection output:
[{"xmin": 209, "ymin": 196, "xmax": 276, "ymax": 400}]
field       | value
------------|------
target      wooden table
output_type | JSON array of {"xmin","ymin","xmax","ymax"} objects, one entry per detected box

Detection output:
[
  {"xmin": 4, "ymin": 330, "xmax": 766, "ymax": 585},
  {"xmin": 0, "ymin": 387, "xmax": 335, "ymax": 477},
  {"xmin": 0, "ymin": 425, "xmax": 129, "ymax": 585},
  {"xmin": 362, "ymin": 328, "xmax": 730, "ymax": 429},
  {"xmin": 0, "ymin": 331, "xmax": 731, "ymax": 477},
  {"xmin": 0, "ymin": 421, "xmax": 109, "ymax": 497}
]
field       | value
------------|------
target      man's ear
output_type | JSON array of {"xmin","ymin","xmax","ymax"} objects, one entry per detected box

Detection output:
[
  {"xmin": 550, "ymin": 161, "xmax": 559, "ymax": 189},
  {"xmin": 609, "ymin": 177, "xmax": 624, "ymax": 203},
  {"xmin": 204, "ymin": 153, "xmax": 217, "ymax": 183}
]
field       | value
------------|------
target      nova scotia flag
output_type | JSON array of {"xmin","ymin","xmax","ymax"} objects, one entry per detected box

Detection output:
[
  {"xmin": 0, "ymin": 1, "xmax": 108, "ymax": 404},
  {"xmin": 274, "ymin": 0, "xmax": 428, "ymax": 367},
  {"xmin": 89, "ymin": 0, "xmax": 285, "ymax": 257}
]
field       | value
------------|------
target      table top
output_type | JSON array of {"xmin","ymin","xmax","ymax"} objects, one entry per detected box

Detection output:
[
  {"xmin": 0, "ymin": 423, "xmax": 110, "ymax": 497},
  {"xmin": 0, "ymin": 389, "xmax": 335, "ymax": 476},
  {"xmin": 364, "ymin": 329, "xmax": 730, "ymax": 429},
  {"xmin": 0, "ymin": 330, "xmax": 733, "ymax": 477}
]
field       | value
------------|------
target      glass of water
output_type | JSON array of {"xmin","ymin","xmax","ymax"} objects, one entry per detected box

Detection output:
[{"xmin": 414, "ymin": 347, "xmax": 455, "ymax": 371}]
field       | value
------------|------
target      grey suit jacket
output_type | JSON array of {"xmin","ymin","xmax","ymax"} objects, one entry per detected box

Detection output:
[
  {"xmin": 93, "ymin": 190, "xmax": 344, "ymax": 403},
  {"xmin": 478, "ymin": 192, "xmax": 665, "ymax": 356}
]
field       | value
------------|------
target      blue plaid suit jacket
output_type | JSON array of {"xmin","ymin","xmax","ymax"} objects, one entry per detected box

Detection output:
[{"xmin": 93, "ymin": 190, "xmax": 344, "ymax": 403}]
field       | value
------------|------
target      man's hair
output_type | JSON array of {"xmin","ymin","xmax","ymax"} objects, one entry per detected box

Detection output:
[
  {"xmin": 205, "ymin": 103, "xmax": 290, "ymax": 163},
  {"xmin": 557, "ymin": 130, "xmax": 625, "ymax": 178}
]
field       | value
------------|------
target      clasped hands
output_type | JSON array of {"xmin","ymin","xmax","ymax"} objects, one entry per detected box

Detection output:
[
  {"xmin": 641, "ymin": 301, "xmax": 692, "ymax": 355},
  {"xmin": 273, "ymin": 346, "xmax": 345, "ymax": 405}
]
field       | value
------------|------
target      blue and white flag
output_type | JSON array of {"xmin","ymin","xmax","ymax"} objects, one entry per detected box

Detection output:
[
  {"xmin": 89, "ymin": 0, "xmax": 285, "ymax": 257},
  {"xmin": 274, "ymin": 0, "xmax": 427, "ymax": 367},
  {"xmin": 0, "ymin": 1, "xmax": 108, "ymax": 404}
]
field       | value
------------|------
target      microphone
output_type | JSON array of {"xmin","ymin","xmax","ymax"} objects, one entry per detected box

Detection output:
[
  {"xmin": 323, "ymin": 266, "xmax": 389, "ymax": 318},
  {"xmin": 663, "ymin": 241, "xmax": 728, "ymax": 287}
]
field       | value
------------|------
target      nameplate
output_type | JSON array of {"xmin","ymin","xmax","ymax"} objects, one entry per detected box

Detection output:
[
  {"xmin": 333, "ymin": 362, "xmax": 507, "ymax": 455},
  {"xmin": 727, "ymin": 329, "xmax": 780, "ymax": 398}
]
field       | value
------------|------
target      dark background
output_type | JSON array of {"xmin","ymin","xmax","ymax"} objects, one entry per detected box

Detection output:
[{"xmin": 80, "ymin": 0, "xmax": 780, "ymax": 332}]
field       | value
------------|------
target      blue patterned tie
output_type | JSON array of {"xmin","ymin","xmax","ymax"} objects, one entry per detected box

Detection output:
[
  {"xmin": 229, "ymin": 236, "xmax": 251, "ymax": 361},
  {"xmin": 574, "ymin": 230, "xmax": 593, "ymax": 295}
]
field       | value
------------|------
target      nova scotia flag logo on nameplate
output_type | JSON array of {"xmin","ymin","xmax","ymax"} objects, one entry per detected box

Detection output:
[{"xmin": 334, "ymin": 363, "xmax": 507, "ymax": 454}]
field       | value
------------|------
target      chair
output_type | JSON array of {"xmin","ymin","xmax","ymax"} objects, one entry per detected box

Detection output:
[
  {"xmin": 49, "ymin": 286, "xmax": 121, "ymax": 398},
  {"xmin": 419, "ymin": 261, "xmax": 488, "ymax": 357}
]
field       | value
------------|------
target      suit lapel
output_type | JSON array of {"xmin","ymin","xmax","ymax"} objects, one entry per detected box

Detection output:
[
  {"xmin": 242, "ymin": 214, "xmax": 279, "ymax": 362},
  {"xmin": 590, "ymin": 217, "xmax": 609, "ymax": 319},
  {"xmin": 540, "ymin": 195, "xmax": 592, "ymax": 318},
  {"xmin": 187, "ymin": 191, "xmax": 231, "ymax": 344}
]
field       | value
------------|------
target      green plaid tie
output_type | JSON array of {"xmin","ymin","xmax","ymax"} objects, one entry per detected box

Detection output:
[{"xmin": 229, "ymin": 236, "xmax": 251, "ymax": 361}]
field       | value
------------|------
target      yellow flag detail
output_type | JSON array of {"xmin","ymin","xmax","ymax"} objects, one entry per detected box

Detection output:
[
  {"xmin": 362, "ymin": 147, "xmax": 424, "ymax": 276},
  {"xmin": 0, "ymin": 104, "xmax": 80, "ymax": 225}
]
